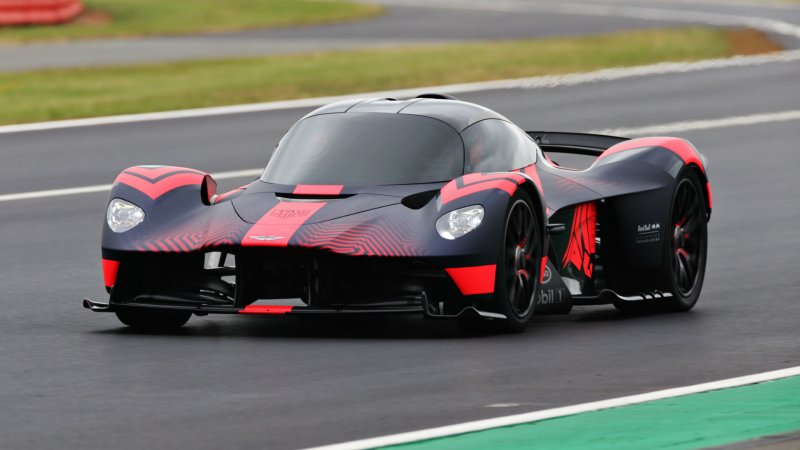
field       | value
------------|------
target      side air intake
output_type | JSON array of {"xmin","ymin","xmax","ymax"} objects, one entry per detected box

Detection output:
[{"xmin": 415, "ymin": 93, "xmax": 459, "ymax": 100}]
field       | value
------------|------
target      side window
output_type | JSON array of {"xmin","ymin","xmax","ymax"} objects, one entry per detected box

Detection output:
[{"xmin": 462, "ymin": 119, "xmax": 538, "ymax": 173}]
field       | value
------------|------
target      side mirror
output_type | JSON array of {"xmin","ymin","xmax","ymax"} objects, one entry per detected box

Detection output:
[{"xmin": 201, "ymin": 174, "xmax": 217, "ymax": 205}]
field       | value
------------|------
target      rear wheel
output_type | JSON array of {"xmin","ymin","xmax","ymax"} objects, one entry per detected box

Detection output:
[
  {"xmin": 615, "ymin": 169, "xmax": 708, "ymax": 313},
  {"xmin": 662, "ymin": 170, "xmax": 708, "ymax": 311},
  {"xmin": 116, "ymin": 309, "xmax": 191, "ymax": 330}
]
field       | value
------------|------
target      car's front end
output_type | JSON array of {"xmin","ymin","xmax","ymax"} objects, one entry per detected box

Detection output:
[{"xmin": 90, "ymin": 173, "xmax": 520, "ymax": 322}]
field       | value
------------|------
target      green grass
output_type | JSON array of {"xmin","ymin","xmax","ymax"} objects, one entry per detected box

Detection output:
[
  {"xmin": 0, "ymin": 27, "xmax": 781, "ymax": 125},
  {"xmin": 385, "ymin": 376, "xmax": 800, "ymax": 450},
  {"xmin": 0, "ymin": 0, "xmax": 383, "ymax": 43}
]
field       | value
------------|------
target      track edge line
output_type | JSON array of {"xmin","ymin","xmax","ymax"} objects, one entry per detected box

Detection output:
[
  {"xmin": 1, "ymin": 50, "xmax": 799, "ymax": 136},
  {"xmin": 303, "ymin": 366, "xmax": 800, "ymax": 450}
]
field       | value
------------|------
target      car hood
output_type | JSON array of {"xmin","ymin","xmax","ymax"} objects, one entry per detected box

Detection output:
[
  {"xmin": 231, "ymin": 192, "xmax": 403, "ymax": 224},
  {"xmin": 231, "ymin": 181, "xmax": 447, "ymax": 224}
]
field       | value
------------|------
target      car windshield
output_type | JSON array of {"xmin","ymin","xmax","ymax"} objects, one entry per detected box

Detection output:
[{"xmin": 261, "ymin": 113, "xmax": 464, "ymax": 186}]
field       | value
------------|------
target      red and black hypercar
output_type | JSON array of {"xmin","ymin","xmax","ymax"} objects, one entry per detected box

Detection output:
[{"xmin": 85, "ymin": 95, "xmax": 711, "ymax": 332}]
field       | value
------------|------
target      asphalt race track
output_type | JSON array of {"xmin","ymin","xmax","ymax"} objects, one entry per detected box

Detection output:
[{"xmin": 1, "ymin": 2, "xmax": 799, "ymax": 449}]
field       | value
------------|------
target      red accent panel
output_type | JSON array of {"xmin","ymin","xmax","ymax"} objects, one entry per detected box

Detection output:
[
  {"xmin": 445, "ymin": 265, "xmax": 496, "ymax": 295},
  {"xmin": 242, "ymin": 202, "xmax": 326, "ymax": 247},
  {"xmin": 562, "ymin": 203, "xmax": 597, "ymax": 278},
  {"xmin": 239, "ymin": 305, "xmax": 294, "ymax": 315},
  {"xmin": 540, "ymin": 256, "xmax": 548, "ymax": 282},
  {"xmin": 440, "ymin": 173, "xmax": 524, "ymax": 205},
  {"xmin": 706, "ymin": 182, "xmax": 713, "ymax": 210},
  {"xmin": 599, "ymin": 137, "xmax": 706, "ymax": 173},
  {"xmin": 117, "ymin": 172, "xmax": 204, "ymax": 200},
  {"xmin": 115, "ymin": 166, "xmax": 206, "ymax": 200},
  {"xmin": 293, "ymin": 185, "xmax": 344, "ymax": 196},
  {"xmin": 102, "ymin": 259, "xmax": 120, "ymax": 288},
  {"xmin": 522, "ymin": 165, "xmax": 544, "ymax": 194}
]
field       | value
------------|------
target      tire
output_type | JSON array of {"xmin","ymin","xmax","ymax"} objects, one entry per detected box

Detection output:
[
  {"xmin": 615, "ymin": 169, "xmax": 708, "ymax": 313},
  {"xmin": 458, "ymin": 190, "xmax": 543, "ymax": 333},
  {"xmin": 661, "ymin": 169, "xmax": 708, "ymax": 311},
  {"xmin": 115, "ymin": 308, "xmax": 191, "ymax": 330}
]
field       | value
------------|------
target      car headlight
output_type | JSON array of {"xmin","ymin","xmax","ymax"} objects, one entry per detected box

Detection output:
[
  {"xmin": 107, "ymin": 198, "xmax": 145, "ymax": 233},
  {"xmin": 436, "ymin": 205, "xmax": 484, "ymax": 239}
]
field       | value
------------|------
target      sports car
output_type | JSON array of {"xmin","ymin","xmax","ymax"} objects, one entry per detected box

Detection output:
[{"xmin": 84, "ymin": 94, "xmax": 711, "ymax": 332}]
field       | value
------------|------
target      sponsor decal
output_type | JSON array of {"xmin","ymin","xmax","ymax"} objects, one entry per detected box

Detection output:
[
  {"xmin": 541, "ymin": 265, "xmax": 552, "ymax": 285},
  {"xmin": 538, "ymin": 288, "xmax": 567, "ymax": 305},
  {"xmin": 242, "ymin": 202, "xmax": 327, "ymax": 247},
  {"xmin": 636, "ymin": 222, "xmax": 662, "ymax": 245},
  {"xmin": 269, "ymin": 208, "xmax": 313, "ymax": 220}
]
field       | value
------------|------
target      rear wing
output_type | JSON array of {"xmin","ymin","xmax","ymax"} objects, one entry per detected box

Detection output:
[{"xmin": 526, "ymin": 131, "xmax": 628, "ymax": 157}]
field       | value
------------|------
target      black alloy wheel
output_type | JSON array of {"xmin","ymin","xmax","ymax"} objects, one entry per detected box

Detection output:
[
  {"xmin": 456, "ymin": 190, "xmax": 542, "ymax": 334},
  {"xmin": 503, "ymin": 198, "xmax": 540, "ymax": 320},
  {"xmin": 665, "ymin": 170, "xmax": 708, "ymax": 310}
]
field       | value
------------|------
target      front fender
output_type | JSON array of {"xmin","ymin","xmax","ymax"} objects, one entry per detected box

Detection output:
[
  {"xmin": 101, "ymin": 166, "xmax": 235, "ymax": 254},
  {"xmin": 436, "ymin": 170, "xmax": 546, "ymax": 226}
]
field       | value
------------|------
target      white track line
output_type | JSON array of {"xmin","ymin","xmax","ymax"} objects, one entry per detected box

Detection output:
[
  {"xmin": 0, "ymin": 0, "xmax": 796, "ymax": 137},
  {"xmin": 0, "ymin": 168, "xmax": 262, "ymax": 203},
  {"xmin": 3, "ymin": 108, "xmax": 799, "ymax": 203},
  {"xmin": 663, "ymin": 0, "xmax": 800, "ymax": 10},
  {"xmin": 374, "ymin": 0, "xmax": 800, "ymax": 39},
  {"xmin": 305, "ymin": 366, "xmax": 800, "ymax": 450},
  {"xmin": 593, "ymin": 109, "xmax": 800, "ymax": 136},
  {"xmin": 0, "ymin": 49, "xmax": 799, "ymax": 136}
]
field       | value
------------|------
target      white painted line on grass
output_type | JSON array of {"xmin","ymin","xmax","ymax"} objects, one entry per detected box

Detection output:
[
  {"xmin": 0, "ymin": 168, "xmax": 262, "ymax": 203},
  {"xmin": 305, "ymin": 366, "xmax": 800, "ymax": 450},
  {"xmin": 593, "ymin": 109, "xmax": 800, "ymax": 136},
  {"xmin": 0, "ymin": 49, "xmax": 798, "ymax": 136}
]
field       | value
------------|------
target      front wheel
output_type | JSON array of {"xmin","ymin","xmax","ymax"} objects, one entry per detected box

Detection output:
[
  {"xmin": 458, "ymin": 190, "xmax": 543, "ymax": 334},
  {"xmin": 116, "ymin": 308, "xmax": 191, "ymax": 330}
]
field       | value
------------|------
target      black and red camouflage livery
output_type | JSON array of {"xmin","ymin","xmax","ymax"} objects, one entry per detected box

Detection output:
[{"xmin": 85, "ymin": 95, "xmax": 711, "ymax": 332}]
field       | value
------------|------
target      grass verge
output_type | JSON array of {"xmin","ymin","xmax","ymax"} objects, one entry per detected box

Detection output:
[
  {"xmin": 0, "ymin": 0, "xmax": 383, "ymax": 43},
  {"xmin": 0, "ymin": 28, "xmax": 781, "ymax": 125},
  {"xmin": 385, "ymin": 376, "xmax": 800, "ymax": 450}
]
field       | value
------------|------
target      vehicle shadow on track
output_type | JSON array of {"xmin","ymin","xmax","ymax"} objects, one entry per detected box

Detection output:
[
  {"xmin": 93, "ymin": 315, "xmax": 474, "ymax": 339},
  {"xmin": 89, "ymin": 306, "xmax": 689, "ymax": 339}
]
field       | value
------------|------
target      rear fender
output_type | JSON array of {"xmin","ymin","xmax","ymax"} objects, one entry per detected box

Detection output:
[
  {"xmin": 591, "ymin": 137, "xmax": 711, "ymax": 291},
  {"xmin": 596, "ymin": 137, "xmax": 711, "ymax": 215}
]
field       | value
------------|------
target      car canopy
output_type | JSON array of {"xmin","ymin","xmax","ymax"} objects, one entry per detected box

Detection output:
[{"xmin": 261, "ymin": 112, "xmax": 465, "ymax": 186}]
